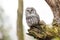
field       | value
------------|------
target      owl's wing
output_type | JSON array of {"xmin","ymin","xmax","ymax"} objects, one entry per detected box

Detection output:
[{"xmin": 35, "ymin": 13, "xmax": 40, "ymax": 24}]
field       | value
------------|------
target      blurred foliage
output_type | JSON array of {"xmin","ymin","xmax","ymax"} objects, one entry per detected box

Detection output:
[
  {"xmin": 0, "ymin": 26, "xmax": 11, "ymax": 40},
  {"xmin": 0, "ymin": 7, "xmax": 11, "ymax": 40}
]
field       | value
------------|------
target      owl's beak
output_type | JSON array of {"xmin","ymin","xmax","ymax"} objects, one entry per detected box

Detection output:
[{"xmin": 29, "ymin": 12, "xmax": 31, "ymax": 13}]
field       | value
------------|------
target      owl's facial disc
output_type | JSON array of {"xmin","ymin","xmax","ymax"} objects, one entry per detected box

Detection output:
[
  {"xmin": 26, "ymin": 7, "xmax": 34, "ymax": 14},
  {"xmin": 27, "ymin": 9, "xmax": 32, "ymax": 14}
]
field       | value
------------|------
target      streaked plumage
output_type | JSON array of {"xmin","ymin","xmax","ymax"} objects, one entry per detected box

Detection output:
[{"xmin": 26, "ymin": 7, "xmax": 40, "ymax": 28}]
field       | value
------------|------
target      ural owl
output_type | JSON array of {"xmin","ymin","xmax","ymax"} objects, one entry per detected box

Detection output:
[{"xmin": 25, "ymin": 7, "xmax": 40, "ymax": 28}]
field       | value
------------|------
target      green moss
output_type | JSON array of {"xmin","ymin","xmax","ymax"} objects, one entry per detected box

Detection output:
[{"xmin": 28, "ymin": 20, "xmax": 60, "ymax": 40}]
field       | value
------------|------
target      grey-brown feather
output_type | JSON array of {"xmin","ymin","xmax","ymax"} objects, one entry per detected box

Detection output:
[{"xmin": 26, "ymin": 7, "xmax": 40, "ymax": 28}]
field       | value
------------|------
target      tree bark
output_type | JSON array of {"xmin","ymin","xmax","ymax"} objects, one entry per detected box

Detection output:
[
  {"xmin": 45, "ymin": 0, "xmax": 60, "ymax": 25},
  {"xmin": 17, "ymin": 0, "xmax": 24, "ymax": 40}
]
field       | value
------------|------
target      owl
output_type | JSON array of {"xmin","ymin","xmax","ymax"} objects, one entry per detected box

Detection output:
[{"xmin": 25, "ymin": 7, "xmax": 40, "ymax": 28}]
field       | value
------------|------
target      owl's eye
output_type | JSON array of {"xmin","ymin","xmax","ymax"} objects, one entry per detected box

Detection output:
[
  {"xmin": 31, "ymin": 9, "xmax": 33, "ymax": 11},
  {"xmin": 27, "ymin": 10, "xmax": 29, "ymax": 12}
]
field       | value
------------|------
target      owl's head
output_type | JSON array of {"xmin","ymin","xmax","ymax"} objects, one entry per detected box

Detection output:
[{"xmin": 25, "ymin": 7, "xmax": 36, "ymax": 16}]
